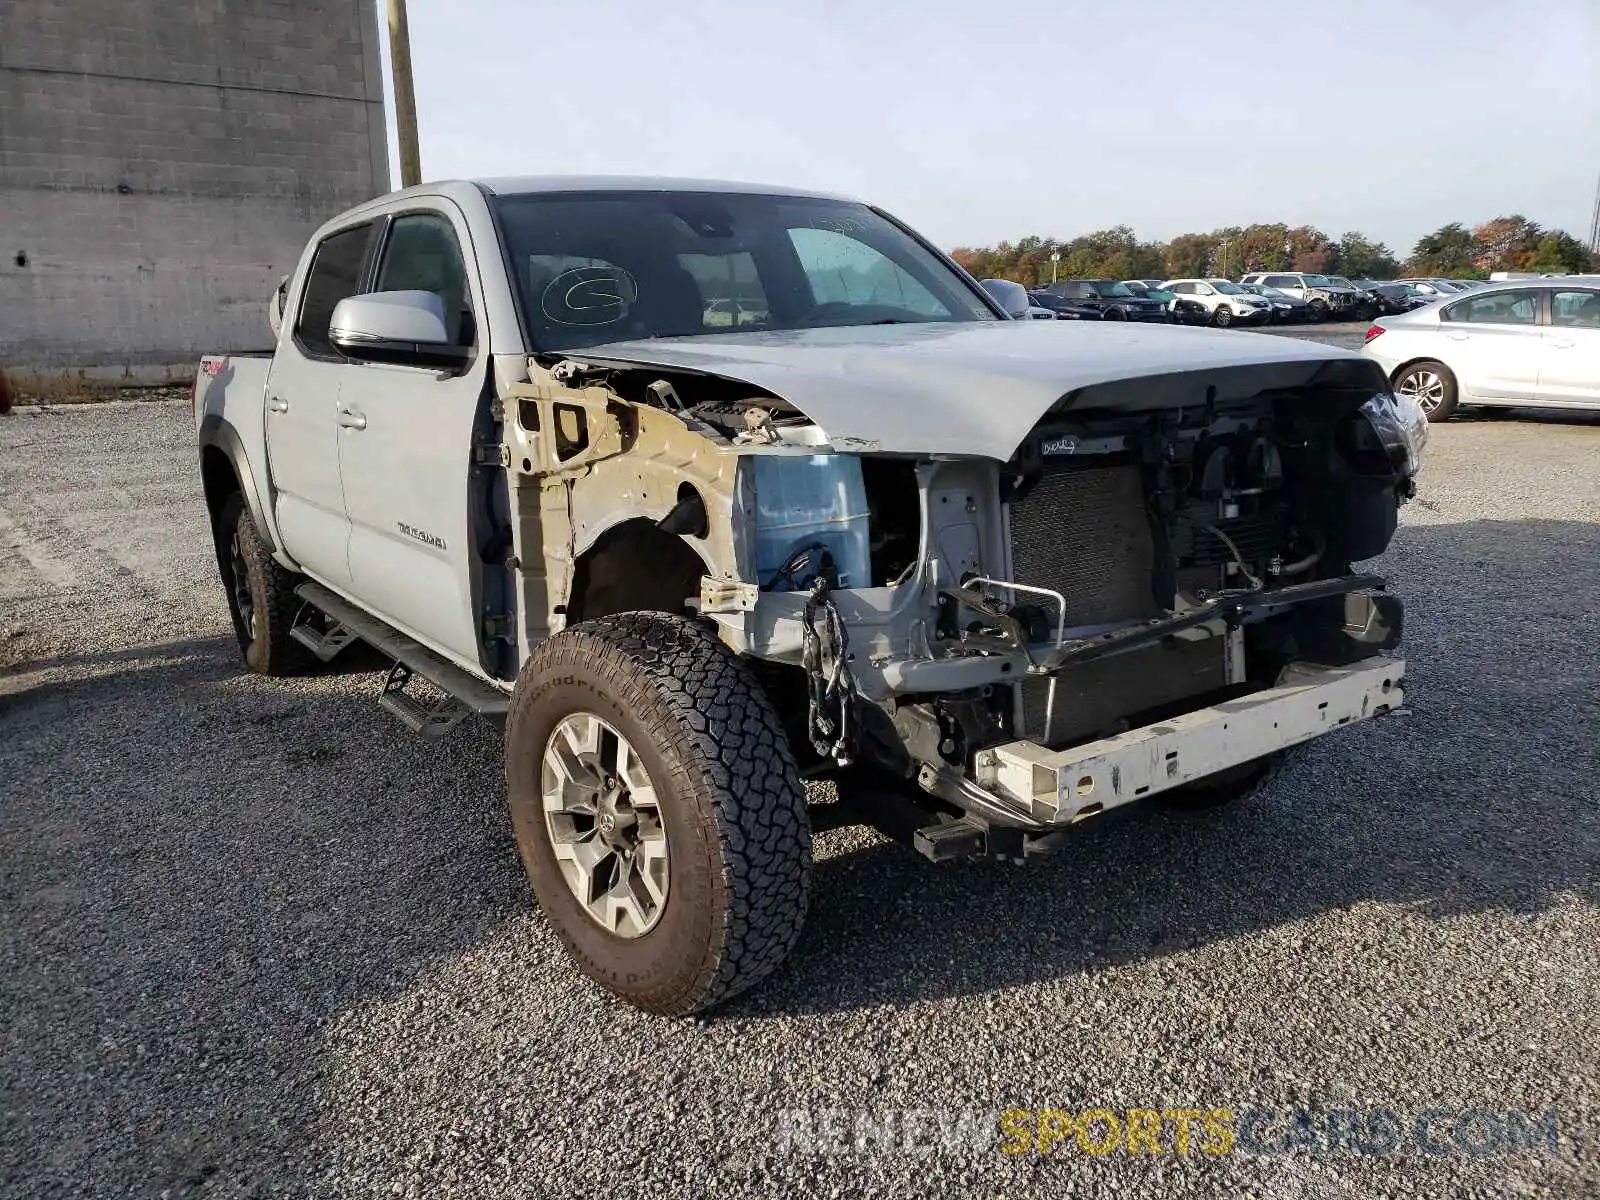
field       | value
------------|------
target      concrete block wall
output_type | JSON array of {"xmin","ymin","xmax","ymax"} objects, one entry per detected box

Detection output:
[{"xmin": 0, "ymin": 0, "xmax": 390, "ymax": 384}]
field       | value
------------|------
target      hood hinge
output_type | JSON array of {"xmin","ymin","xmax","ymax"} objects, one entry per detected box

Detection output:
[{"xmin": 474, "ymin": 440, "xmax": 511, "ymax": 468}]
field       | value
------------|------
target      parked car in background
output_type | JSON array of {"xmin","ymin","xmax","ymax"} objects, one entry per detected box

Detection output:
[
  {"xmin": 1240, "ymin": 272, "xmax": 1361, "ymax": 321},
  {"xmin": 1239, "ymin": 282, "xmax": 1311, "ymax": 323},
  {"xmin": 1394, "ymin": 282, "xmax": 1446, "ymax": 306},
  {"xmin": 1368, "ymin": 283, "xmax": 1425, "ymax": 316},
  {"xmin": 1122, "ymin": 281, "xmax": 1208, "ymax": 324},
  {"xmin": 1363, "ymin": 279, "xmax": 1600, "ymax": 419},
  {"xmin": 1163, "ymin": 278, "xmax": 1273, "ymax": 327},
  {"xmin": 1328, "ymin": 276, "xmax": 1384, "ymax": 320},
  {"xmin": 1039, "ymin": 279, "xmax": 1173, "ymax": 322},
  {"xmin": 1395, "ymin": 278, "xmax": 1465, "ymax": 300},
  {"xmin": 1027, "ymin": 290, "xmax": 1105, "ymax": 320}
]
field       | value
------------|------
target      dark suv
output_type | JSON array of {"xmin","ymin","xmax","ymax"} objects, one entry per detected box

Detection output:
[{"xmin": 1040, "ymin": 278, "xmax": 1173, "ymax": 322}]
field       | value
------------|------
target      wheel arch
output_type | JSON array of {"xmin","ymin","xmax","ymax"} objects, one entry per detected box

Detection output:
[
  {"xmin": 1387, "ymin": 355, "xmax": 1455, "ymax": 384},
  {"xmin": 198, "ymin": 414, "xmax": 278, "ymax": 556},
  {"xmin": 565, "ymin": 518, "xmax": 711, "ymax": 624}
]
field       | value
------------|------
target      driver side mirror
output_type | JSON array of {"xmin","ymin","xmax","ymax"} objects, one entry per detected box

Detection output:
[
  {"xmin": 329, "ymin": 290, "xmax": 470, "ymax": 366},
  {"xmin": 980, "ymin": 278, "xmax": 1033, "ymax": 320}
]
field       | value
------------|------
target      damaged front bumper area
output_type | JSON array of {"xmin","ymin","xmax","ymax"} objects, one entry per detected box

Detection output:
[{"xmin": 977, "ymin": 656, "xmax": 1404, "ymax": 830}]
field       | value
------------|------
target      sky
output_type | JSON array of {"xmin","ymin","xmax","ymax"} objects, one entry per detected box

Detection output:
[{"xmin": 384, "ymin": 0, "xmax": 1599, "ymax": 257}]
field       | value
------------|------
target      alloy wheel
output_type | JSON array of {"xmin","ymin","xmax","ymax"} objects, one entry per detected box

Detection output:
[
  {"xmin": 541, "ymin": 712, "xmax": 670, "ymax": 938},
  {"xmin": 1397, "ymin": 368, "xmax": 1447, "ymax": 416}
]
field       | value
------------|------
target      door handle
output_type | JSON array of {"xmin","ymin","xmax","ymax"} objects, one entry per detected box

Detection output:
[
  {"xmin": 267, "ymin": 395, "xmax": 289, "ymax": 413},
  {"xmin": 1446, "ymin": 332, "xmax": 1470, "ymax": 341},
  {"xmin": 1551, "ymin": 339, "xmax": 1576, "ymax": 350},
  {"xmin": 337, "ymin": 406, "xmax": 367, "ymax": 430}
]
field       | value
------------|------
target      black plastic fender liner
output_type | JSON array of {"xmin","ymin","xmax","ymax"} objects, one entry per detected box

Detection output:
[{"xmin": 198, "ymin": 413, "xmax": 279, "ymax": 557}]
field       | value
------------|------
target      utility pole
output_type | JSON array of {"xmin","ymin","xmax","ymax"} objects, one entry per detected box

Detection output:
[
  {"xmin": 1588, "ymin": 166, "xmax": 1600, "ymax": 256},
  {"xmin": 1050, "ymin": 251, "xmax": 1061, "ymax": 285},
  {"xmin": 387, "ymin": 0, "xmax": 422, "ymax": 187}
]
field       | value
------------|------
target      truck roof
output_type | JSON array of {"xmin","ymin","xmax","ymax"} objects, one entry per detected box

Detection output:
[{"xmin": 474, "ymin": 175, "xmax": 852, "ymax": 201}]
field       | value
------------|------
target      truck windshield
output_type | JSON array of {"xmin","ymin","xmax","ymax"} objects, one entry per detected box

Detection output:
[{"xmin": 491, "ymin": 191, "xmax": 997, "ymax": 351}]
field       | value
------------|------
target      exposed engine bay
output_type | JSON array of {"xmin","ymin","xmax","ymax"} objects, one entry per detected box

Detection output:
[{"xmin": 501, "ymin": 348, "xmax": 1421, "ymax": 854}]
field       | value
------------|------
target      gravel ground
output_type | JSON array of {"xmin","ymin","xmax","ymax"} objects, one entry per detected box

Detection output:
[{"xmin": 2, "ymin": 394, "xmax": 1598, "ymax": 1199}]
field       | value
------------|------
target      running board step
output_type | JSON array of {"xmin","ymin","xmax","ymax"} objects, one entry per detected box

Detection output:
[
  {"xmin": 289, "ymin": 610, "xmax": 360, "ymax": 662},
  {"xmin": 378, "ymin": 663, "xmax": 472, "ymax": 738},
  {"xmin": 293, "ymin": 581, "xmax": 510, "ymax": 731}
]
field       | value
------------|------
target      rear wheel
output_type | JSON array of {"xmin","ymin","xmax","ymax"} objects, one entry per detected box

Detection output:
[
  {"xmin": 1393, "ymin": 360, "xmax": 1458, "ymax": 420},
  {"xmin": 219, "ymin": 494, "xmax": 313, "ymax": 676},
  {"xmin": 504, "ymin": 613, "xmax": 811, "ymax": 1014}
]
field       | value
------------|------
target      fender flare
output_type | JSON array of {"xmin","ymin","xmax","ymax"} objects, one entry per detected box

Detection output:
[{"xmin": 198, "ymin": 413, "xmax": 278, "ymax": 556}]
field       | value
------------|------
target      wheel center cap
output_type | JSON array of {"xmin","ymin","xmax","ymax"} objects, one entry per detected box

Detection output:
[{"xmin": 599, "ymin": 811, "xmax": 617, "ymax": 837}]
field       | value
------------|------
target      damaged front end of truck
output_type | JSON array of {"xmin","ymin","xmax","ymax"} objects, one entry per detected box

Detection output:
[{"xmin": 501, "ymin": 325, "xmax": 1426, "ymax": 862}]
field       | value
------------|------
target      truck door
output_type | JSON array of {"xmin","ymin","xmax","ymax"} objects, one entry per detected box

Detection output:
[
  {"xmin": 264, "ymin": 221, "xmax": 375, "ymax": 590},
  {"xmin": 336, "ymin": 206, "xmax": 490, "ymax": 671}
]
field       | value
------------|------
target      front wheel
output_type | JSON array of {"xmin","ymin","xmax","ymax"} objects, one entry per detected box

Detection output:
[
  {"xmin": 1213, "ymin": 306, "xmax": 1234, "ymax": 328},
  {"xmin": 1308, "ymin": 299, "xmax": 1329, "ymax": 322},
  {"xmin": 1393, "ymin": 359, "xmax": 1458, "ymax": 420},
  {"xmin": 504, "ymin": 613, "xmax": 812, "ymax": 1015},
  {"xmin": 1164, "ymin": 752, "xmax": 1288, "ymax": 811}
]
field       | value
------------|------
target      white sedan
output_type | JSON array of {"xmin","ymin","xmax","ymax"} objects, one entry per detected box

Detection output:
[{"xmin": 1361, "ymin": 279, "xmax": 1600, "ymax": 419}]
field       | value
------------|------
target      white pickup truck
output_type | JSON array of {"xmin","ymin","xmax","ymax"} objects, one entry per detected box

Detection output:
[{"xmin": 196, "ymin": 176, "xmax": 1426, "ymax": 1014}]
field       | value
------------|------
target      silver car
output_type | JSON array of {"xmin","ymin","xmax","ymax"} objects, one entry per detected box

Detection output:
[{"xmin": 1361, "ymin": 280, "xmax": 1600, "ymax": 418}]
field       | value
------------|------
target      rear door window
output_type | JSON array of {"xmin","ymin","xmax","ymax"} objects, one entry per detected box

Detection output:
[
  {"xmin": 1551, "ymin": 290, "xmax": 1600, "ymax": 327},
  {"xmin": 294, "ymin": 223, "xmax": 374, "ymax": 359},
  {"xmin": 1441, "ymin": 290, "xmax": 1539, "ymax": 325},
  {"xmin": 679, "ymin": 251, "xmax": 770, "ymax": 327}
]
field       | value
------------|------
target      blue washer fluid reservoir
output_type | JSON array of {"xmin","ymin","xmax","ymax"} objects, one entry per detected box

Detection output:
[{"xmin": 750, "ymin": 454, "xmax": 872, "ymax": 590}]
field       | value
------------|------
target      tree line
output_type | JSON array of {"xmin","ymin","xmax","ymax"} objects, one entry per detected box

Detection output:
[{"xmin": 950, "ymin": 216, "xmax": 1596, "ymax": 288}]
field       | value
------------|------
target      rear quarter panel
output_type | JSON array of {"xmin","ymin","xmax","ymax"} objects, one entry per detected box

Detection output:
[{"xmin": 196, "ymin": 354, "xmax": 287, "ymax": 555}]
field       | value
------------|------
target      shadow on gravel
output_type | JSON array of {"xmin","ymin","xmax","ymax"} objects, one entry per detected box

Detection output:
[
  {"xmin": 4, "ymin": 518, "xmax": 1597, "ymax": 1189},
  {"xmin": 0, "ymin": 633, "xmax": 520, "ymax": 1196},
  {"xmin": 733, "ymin": 517, "xmax": 1600, "ymax": 1018},
  {"xmin": 1449, "ymin": 406, "xmax": 1600, "ymax": 427}
]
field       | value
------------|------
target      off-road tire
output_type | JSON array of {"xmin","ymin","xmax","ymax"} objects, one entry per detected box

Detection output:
[
  {"xmin": 1308, "ymin": 298, "xmax": 1329, "ymax": 321},
  {"xmin": 1163, "ymin": 751, "xmax": 1290, "ymax": 811},
  {"xmin": 1393, "ymin": 359, "xmax": 1459, "ymax": 421},
  {"xmin": 504, "ymin": 612, "xmax": 812, "ymax": 1015},
  {"xmin": 219, "ymin": 493, "xmax": 314, "ymax": 676}
]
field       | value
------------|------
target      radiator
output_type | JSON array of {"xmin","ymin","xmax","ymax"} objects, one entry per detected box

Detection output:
[
  {"xmin": 1008, "ymin": 464, "xmax": 1160, "ymax": 627},
  {"xmin": 1008, "ymin": 463, "xmax": 1224, "ymax": 746}
]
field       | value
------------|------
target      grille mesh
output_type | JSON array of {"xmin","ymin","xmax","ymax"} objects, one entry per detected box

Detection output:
[
  {"xmin": 1008, "ymin": 464, "xmax": 1161, "ymax": 627},
  {"xmin": 1008, "ymin": 463, "xmax": 1224, "ymax": 746}
]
